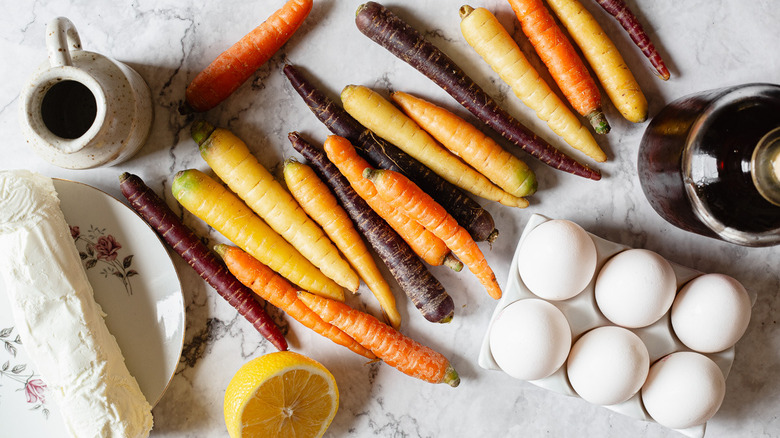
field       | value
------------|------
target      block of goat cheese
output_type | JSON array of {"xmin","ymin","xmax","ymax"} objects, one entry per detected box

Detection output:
[{"xmin": 0, "ymin": 170, "xmax": 153, "ymax": 438}]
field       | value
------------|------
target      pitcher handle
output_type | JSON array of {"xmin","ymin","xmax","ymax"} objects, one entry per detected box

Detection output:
[{"xmin": 46, "ymin": 17, "xmax": 82, "ymax": 67}]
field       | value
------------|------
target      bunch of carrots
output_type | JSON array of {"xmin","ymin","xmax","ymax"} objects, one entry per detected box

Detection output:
[
  {"xmin": 123, "ymin": 126, "xmax": 468, "ymax": 385},
  {"xmin": 354, "ymin": 0, "xmax": 669, "ymax": 176},
  {"xmin": 130, "ymin": 0, "xmax": 671, "ymax": 388}
]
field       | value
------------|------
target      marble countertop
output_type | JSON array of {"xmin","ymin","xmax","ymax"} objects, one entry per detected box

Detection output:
[{"xmin": 2, "ymin": 0, "xmax": 779, "ymax": 437}]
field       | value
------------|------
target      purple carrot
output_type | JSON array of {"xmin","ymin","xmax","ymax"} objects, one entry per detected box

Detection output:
[
  {"xmin": 287, "ymin": 132, "xmax": 455, "ymax": 324},
  {"xmin": 354, "ymin": 1, "xmax": 600, "ymax": 181},
  {"xmin": 282, "ymin": 63, "xmax": 498, "ymax": 242},
  {"xmin": 119, "ymin": 172, "xmax": 288, "ymax": 351},
  {"xmin": 594, "ymin": 0, "xmax": 670, "ymax": 80}
]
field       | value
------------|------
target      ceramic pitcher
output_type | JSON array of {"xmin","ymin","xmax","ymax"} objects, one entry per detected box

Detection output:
[{"xmin": 19, "ymin": 17, "xmax": 153, "ymax": 169}]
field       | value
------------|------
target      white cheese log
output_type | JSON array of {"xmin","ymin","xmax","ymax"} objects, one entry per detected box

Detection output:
[{"xmin": 0, "ymin": 170, "xmax": 153, "ymax": 438}]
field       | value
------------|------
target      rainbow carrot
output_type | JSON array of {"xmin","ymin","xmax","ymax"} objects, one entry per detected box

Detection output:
[
  {"xmin": 215, "ymin": 244, "xmax": 375, "ymax": 359},
  {"xmin": 119, "ymin": 173, "xmax": 287, "ymax": 351},
  {"xmin": 283, "ymin": 158, "xmax": 402, "ymax": 329},
  {"xmin": 288, "ymin": 132, "xmax": 455, "ymax": 324},
  {"xmin": 354, "ymin": 1, "xmax": 601, "ymax": 181},
  {"xmin": 545, "ymin": 0, "xmax": 648, "ymax": 123},
  {"xmin": 364, "ymin": 168, "xmax": 502, "ymax": 300},
  {"xmin": 192, "ymin": 121, "xmax": 359, "ymax": 293},
  {"xmin": 506, "ymin": 0, "xmax": 608, "ymax": 134},
  {"xmin": 172, "ymin": 169, "xmax": 345, "ymax": 301},
  {"xmin": 298, "ymin": 291, "xmax": 460, "ymax": 386},
  {"xmin": 323, "ymin": 134, "xmax": 462, "ymax": 271},
  {"xmin": 185, "ymin": 0, "xmax": 313, "ymax": 112},
  {"xmin": 341, "ymin": 84, "xmax": 529, "ymax": 208},
  {"xmin": 391, "ymin": 91, "xmax": 536, "ymax": 197},
  {"xmin": 594, "ymin": 0, "xmax": 670, "ymax": 80},
  {"xmin": 459, "ymin": 5, "xmax": 608, "ymax": 162},
  {"xmin": 282, "ymin": 63, "xmax": 499, "ymax": 242}
]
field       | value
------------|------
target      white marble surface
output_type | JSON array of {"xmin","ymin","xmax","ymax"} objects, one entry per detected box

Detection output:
[{"xmin": 2, "ymin": 0, "xmax": 779, "ymax": 437}]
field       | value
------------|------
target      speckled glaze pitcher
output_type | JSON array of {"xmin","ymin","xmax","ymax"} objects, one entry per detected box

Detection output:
[{"xmin": 19, "ymin": 17, "xmax": 153, "ymax": 169}]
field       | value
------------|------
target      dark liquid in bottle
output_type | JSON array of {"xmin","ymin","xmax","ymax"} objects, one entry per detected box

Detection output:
[
  {"xmin": 691, "ymin": 101, "xmax": 780, "ymax": 233},
  {"xmin": 40, "ymin": 80, "xmax": 97, "ymax": 139},
  {"xmin": 639, "ymin": 84, "xmax": 780, "ymax": 243}
]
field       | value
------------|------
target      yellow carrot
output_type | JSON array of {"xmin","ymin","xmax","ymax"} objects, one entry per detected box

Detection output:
[
  {"xmin": 341, "ymin": 84, "xmax": 529, "ymax": 208},
  {"xmin": 323, "ymin": 135, "xmax": 462, "ymax": 271},
  {"xmin": 215, "ymin": 244, "xmax": 375, "ymax": 359},
  {"xmin": 192, "ymin": 121, "xmax": 360, "ymax": 294},
  {"xmin": 391, "ymin": 91, "xmax": 537, "ymax": 197},
  {"xmin": 283, "ymin": 158, "xmax": 402, "ymax": 329},
  {"xmin": 544, "ymin": 0, "xmax": 648, "ymax": 123},
  {"xmin": 172, "ymin": 169, "xmax": 345, "ymax": 301},
  {"xmin": 458, "ymin": 5, "xmax": 607, "ymax": 162},
  {"xmin": 365, "ymin": 168, "xmax": 502, "ymax": 300},
  {"xmin": 298, "ymin": 291, "xmax": 460, "ymax": 386}
]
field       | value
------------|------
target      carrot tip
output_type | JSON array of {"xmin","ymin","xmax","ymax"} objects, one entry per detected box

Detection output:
[
  {"xmin": 444, "ymin": 254, "xmax": 463, "ymax": 272},
  {"xmin": 362, "ymin": 167, "xmax": 380, "ymax": 181},
  {"xmin": 486, "ymin": 229, "xmax": 499, "ymax": 244},
  {"xmin": 191, "ymin": 120, "xmax": 216, "ymax": 146},
  {"xmin": 212, "ymin": 243, "xmax": 228, "ymax": 258},
  {"xmin": 586, "ymin": 111, "xmax": 611, "ymax": 135},
  {"xmin": 443, "ymin": 364, "xmax": 460, "ymax": 387},
  {"xmin": 459, "ymin": 5, "xmax": 475, "ymax": 19}
]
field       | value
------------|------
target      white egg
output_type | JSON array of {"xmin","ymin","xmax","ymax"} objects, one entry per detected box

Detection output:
[
  {"xmin": 671, "ymin": 273, "xmax": 752, "ymax": 353},
  {"xmin": 566, "ymin": 326, "xmax": 649, "ymax": 406},
  {"xmin": 641, "ymin": 351, "xmax": 726, "ymax": 430},
  {"xmin": 489, "ymin": 299, "xmax": 572, "ymax": 381},
  {"xmin": 517, "ymin": 219, "xmax": 597, "ymax": 301},
  {"xmin": 594, "ymin": 249, "xmax": 677, "ymax": 328}
]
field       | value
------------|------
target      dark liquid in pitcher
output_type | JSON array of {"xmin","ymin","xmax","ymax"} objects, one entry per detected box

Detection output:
[
  {"xmin": 40, "ymin": 80, "xmax": 97, "ymax": 139},
  {"xmin": 639, "ymin": 86, "xmax": 780, "ymax": 238}
]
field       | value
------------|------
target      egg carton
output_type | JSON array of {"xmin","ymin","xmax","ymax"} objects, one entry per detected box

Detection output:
[{"xmin": 478, "ymin": 214, "xmax": 757, "ymax": 437}]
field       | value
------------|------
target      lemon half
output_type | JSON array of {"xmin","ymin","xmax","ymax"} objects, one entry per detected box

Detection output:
[{"xmin": 224, "ymin": 351, "xmax": 339, "ymax": 438}]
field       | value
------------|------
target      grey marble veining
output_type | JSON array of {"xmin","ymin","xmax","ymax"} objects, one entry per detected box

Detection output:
[{"xmin": 2, "ymin": 1, "xmax": 779, "ymax": 437}]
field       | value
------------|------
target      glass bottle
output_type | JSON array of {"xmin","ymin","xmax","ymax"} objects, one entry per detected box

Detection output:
[{"xmin": 638, "ymin": 83, "xmax": 780, "ymax": 247}]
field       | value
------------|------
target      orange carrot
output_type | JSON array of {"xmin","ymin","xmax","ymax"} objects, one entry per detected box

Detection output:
[
  {"xmin": 391, "ymin": 91, "xmax": 537, "ymax": 198},
  {"xmin": 507, "ymin": 0, "xmax": 608, "ymax": 133},
  {"xmin": 365, "ymin": 168, "xmax": 501, "ymax": 300},
  {"xmin": 214, "ymin": 244, "xmax": 375, "ymax": 360},
  {"xmin": 324, "ymin": 135, "xmax": 462, "ymax": 271},
  {"xmin": 185, "ymin": 0, "xmax": 313, "ymax": 112},
  {"xmin": 297, "ymin": 291, "xmax": 460, "ymax": 386}
]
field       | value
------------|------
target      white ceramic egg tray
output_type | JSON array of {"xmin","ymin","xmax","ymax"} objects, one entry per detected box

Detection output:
[{"xmin": 478, "ymin": 214, "xmax": 757, "ymax": 438}]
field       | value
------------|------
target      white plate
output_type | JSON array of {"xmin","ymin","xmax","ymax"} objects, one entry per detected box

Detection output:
[{"xmin": 0, "ymin": 178, "xmax": 185, "ymax": 436}]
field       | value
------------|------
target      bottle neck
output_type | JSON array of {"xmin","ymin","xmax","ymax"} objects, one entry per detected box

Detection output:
[{"xmin": 752, "ymin": 126, "xmax": 780, "ymax": 206}]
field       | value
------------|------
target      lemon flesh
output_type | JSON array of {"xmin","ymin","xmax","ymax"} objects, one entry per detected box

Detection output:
[{"xmin": 225, "ymin": 352, "xmax": 339, "ymax": 438}]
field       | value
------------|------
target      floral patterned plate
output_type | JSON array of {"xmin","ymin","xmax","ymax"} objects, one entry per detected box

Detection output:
[{"xmin": 0, "ymin": 178, "xmax": 185, "ymax": 436}]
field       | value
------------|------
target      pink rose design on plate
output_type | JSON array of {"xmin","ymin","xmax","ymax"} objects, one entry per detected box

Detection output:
[
  {"xmin": 24, "ymin": 378, "xmax": 46, "ymax": 404},
  {"xmin": 95, "ymin": 235, "xmax": 121, "ymax": 262},
  {"xmin": 1, "ymin": 327, "xmax": 50, "ymax": 419},
  {"xmin": 71, "ymin": 225, "xmax": 138, "ymax": 295}
]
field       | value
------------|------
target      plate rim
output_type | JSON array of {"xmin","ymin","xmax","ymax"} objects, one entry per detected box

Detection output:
[
  {"xmin": 54, "ymin": 177, "xmax": 186, "ymax": 407},
  {"xmin": 47, "ymin": 177, "xmax": 184, "ymax": 408}
]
